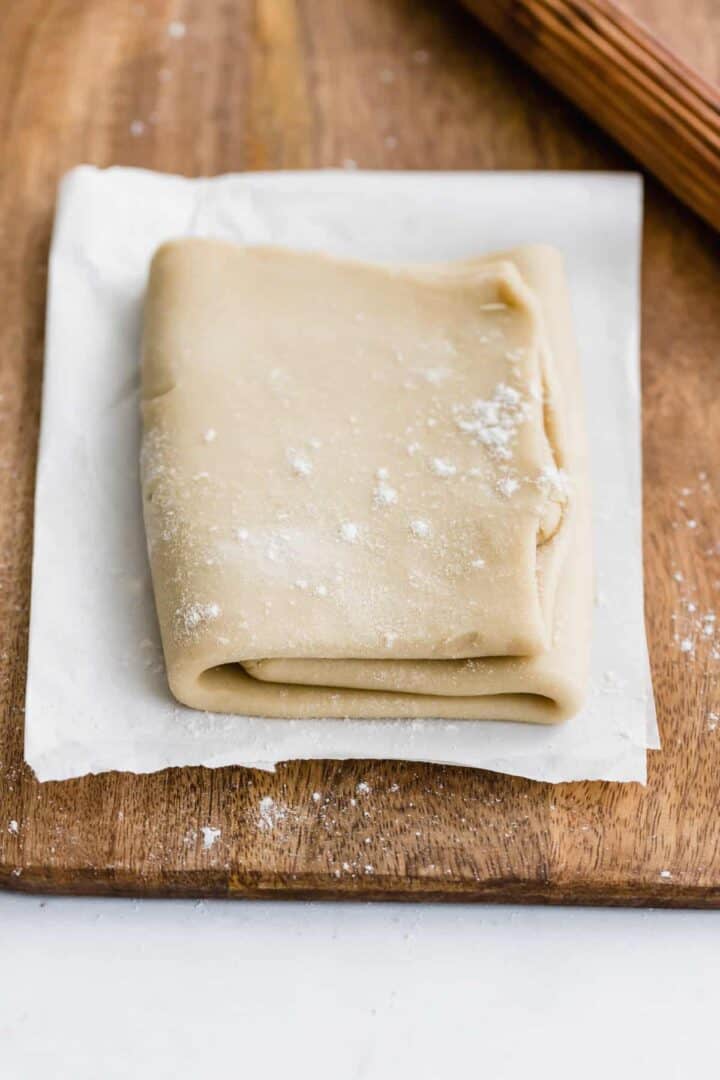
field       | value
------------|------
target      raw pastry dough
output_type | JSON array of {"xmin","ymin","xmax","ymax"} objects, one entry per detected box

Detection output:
[{"xmin": 141, "ymin": 240, "xmax": 591, "ymax": 723}]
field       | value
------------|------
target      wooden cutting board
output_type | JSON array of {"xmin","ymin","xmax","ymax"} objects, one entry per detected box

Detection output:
[{"xmin": 1, "ymin": 0, "xmax": 719, "ymax": 905}]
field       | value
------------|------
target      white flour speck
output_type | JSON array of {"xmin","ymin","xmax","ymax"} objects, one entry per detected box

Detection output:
[
  {"xmin": 430, "ymin": 457, "xmax": 457, "ymax": 478},
  {"xmin": 288, "ymin": 451, "xmax": 312, "ymax": 476},
  {"xmin": 471, "ymin": 557, "xmax": 485, "ymax": 569},
  {"xmin": 497, "ymin": 476, "xmax": 520, "ymax": 498},
  {"xmin": 312, "ymin": 792, "xmax": 322, "ymax": 803},
  {"xmin": 340, "ymin": 522, "xmax": 360, "ymax": 543},
  {"xmin": 453, "ymin": 382, "xmax": 530, "ymax": 461},
  {"xmin": 177, "ymin": 602, "xmax": 220, "ymax": 636},
  {"xmin": 8, "ymin": 820, "xmax": 18, "ymax": 835},
  {"xmin": 258, "ymin": 796, "xmax": 285, "ymax": 831},
  {"xmin": 421, "ymin": 367, "xmax": 452, "ymax": 385},
  {"xmin": 314, "ymin": 584, "xmax": 328, "ymax": 598},
  {"xmin": 202, "ymin": 428, "xmax": 216, "ymax": 443},
  {"xmin": 167, "ymin": 19, "xmax": 186, "ymax": 38},
  {"xmin": 679, "ymin": 638, "xmax": 694, "ymax": 654},
  {"xmin": 374, "ymin": 480, "xmax": 398, "ymax": 507},
  {"xmin": 659, "ymin": 869, "xmax": 672, "ymax": 880},
  {"xmin": 200, "ymin": 826, "xmax": 221, "ymax": 850},
  {"xmin": 536, "ymin": 463, "xmax": 570, "ymax": 499},
  {"xmin": 130, "ymin": 119, "xmax": 146, "ymax": 137},
  {"xmin": 356, "ymin": 781, "xmax": 372, "ymax": 795},
  {"xmin": 410, "ymin": 519, "xmax": 431, "ymax": 539}
]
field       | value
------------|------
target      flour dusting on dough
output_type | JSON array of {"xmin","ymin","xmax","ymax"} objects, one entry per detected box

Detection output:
[
  {"xmin": 339, "ymin": 522, "xmax": 360, "ymax": 543},
  {"xmin": 374, "ymin": 478, "xmax": 398, "ymax": 507},
  {"xmin": 288, "ymin": 450, "xmax": 313, "ymax": 477},
  {"xmin": 429, "ymin": 457, "xmax": 457, "ymax": 478},
  {"xmin": 453, "ymin": 382, "xmax": 530, "ymax": 461},
  {"xmin": 410, "ymin": 519, "xmax": 432, "ymax": 539},
  {"xmin": 176, "ymin": 602, "xmax": 221, "ymax": 638}
]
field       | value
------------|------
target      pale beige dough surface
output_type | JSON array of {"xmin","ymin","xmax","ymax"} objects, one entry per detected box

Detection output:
[{"xmin": 141, "ymin": 239, "xmax": 591, "ymax": 723}]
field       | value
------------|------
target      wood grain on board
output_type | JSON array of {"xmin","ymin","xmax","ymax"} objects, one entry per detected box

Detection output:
[{"xmin": 0, "ymin": 0, "xmax": 719, "ymax": 904}]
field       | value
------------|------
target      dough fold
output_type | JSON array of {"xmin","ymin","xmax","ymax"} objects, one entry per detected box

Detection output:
[{"xmin": 141, "ymin": 240, "xmax": 591, "ymax": 723}]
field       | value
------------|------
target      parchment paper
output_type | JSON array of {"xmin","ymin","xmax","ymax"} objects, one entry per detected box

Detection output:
[{"xmin": 24, "ymin": 166, "xmax": 656, "ymax": 783}]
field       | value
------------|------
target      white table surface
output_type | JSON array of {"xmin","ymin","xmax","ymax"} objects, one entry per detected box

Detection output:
[{"xmin": 1, "ymin": 894, "xmax": 716, "ymax": 1079}]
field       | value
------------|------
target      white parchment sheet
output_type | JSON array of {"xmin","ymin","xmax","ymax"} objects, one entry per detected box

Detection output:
[{"xmin": 24, "ymin": 166, "xmax": 656, "ymax": 783}]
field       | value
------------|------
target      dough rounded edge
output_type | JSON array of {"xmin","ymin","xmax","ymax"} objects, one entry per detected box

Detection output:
[{"xmin": 166, "ymin": 654, "xmax": 578, "ymax": 725}]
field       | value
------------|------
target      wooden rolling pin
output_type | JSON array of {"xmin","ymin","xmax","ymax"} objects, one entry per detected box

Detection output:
[{"xmin": 460, "ymin": 0, "xmax": 720, "ymax": 230}]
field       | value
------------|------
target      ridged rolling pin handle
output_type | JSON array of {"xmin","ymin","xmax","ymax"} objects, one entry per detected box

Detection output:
[{"xmin": 460, "ymin": 0, "xmax": 720, "ymax": 230}]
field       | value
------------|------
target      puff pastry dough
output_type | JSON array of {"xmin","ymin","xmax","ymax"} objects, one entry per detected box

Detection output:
[{"xmin": 141, "ymin": 239, "xmax": 590, "ymax": 723}]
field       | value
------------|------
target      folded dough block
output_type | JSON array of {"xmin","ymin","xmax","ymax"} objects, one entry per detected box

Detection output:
[{"xmin": 141, "ymin": 239, "xmax": 591, "ymax": 723}]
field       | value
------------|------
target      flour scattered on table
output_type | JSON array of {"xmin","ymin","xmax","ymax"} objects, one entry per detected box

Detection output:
[
  {"xmin": 200, "ymin": 826, "xmax": 222, "ymax": 850},
  {"xmin": 258, "ymin": 796, "xmax": 287, "ymax": 831},
  {"xmin": 7, "ymin": 820, "xmax": 19, "ymax": 835},
  {"xmin": 669, "ymin": 483, "xmax": 719, "ymax": 661}
]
